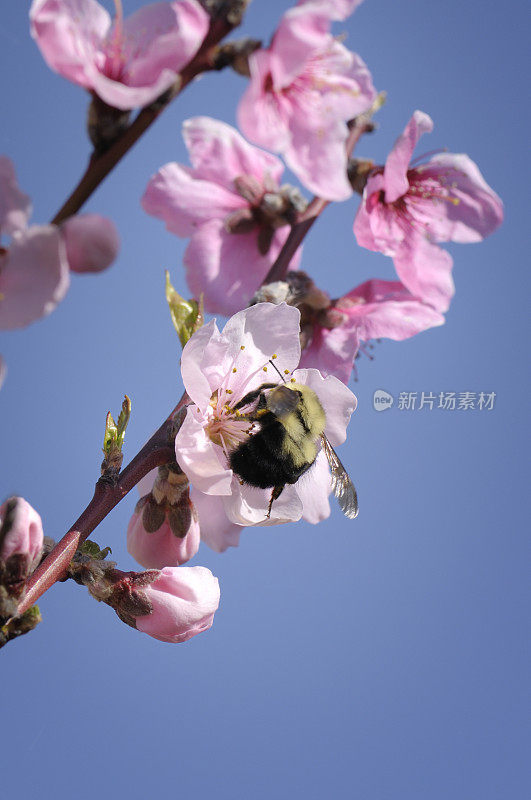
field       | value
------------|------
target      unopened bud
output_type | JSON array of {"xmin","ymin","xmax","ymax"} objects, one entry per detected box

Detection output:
[
  {"xmin": 61, "ymin": 214, "xmax": 120, "ymax": 273},
  {"xmin": 127, "ymin": 489, "xmax": 200, "ymax": 569},
  {"xmin": 133, "ymin": 566, "xmax": 220, "ymax": 644},
  {"xmin": 0, "ymin": 497, "xmax": 44, "ymax": 589}
]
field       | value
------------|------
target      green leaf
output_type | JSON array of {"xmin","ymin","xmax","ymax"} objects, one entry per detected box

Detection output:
[
  {"xmin": 80, "ymin": 540, "xmax": 112, "ymax": 560},
  {"xmin": 165, "ymin": 271, "xmax": 203, "ymax": 347}
]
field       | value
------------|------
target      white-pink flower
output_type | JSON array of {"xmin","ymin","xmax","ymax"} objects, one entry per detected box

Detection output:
[
  {"xmin": 237, "ymin": 0, "xmax": 376, "ymax": 201},
  {"xmin": 353, "ymin": 111, "xmax": 504, "ymax": 312},
  {"xmin": 175, "ymin": 302, "xmax": 357, "ymax": 529},
  {"xmin": 299, "ymin": 279, "xmax": 445, "ymax": 384},
  {"xmin": 30, "ymin": 0, "xmax": 209, "ymax": 111},
  {"xmin": 134, "ymin": 566, "xmax": 220, "ymax": 643},
  {"xmin": 142, "ymin": 117, "xmax": 304, "ymax": 315},
  {"xmin": 0, "ymin": 156, "xmax": 119, "ymax": 330}
]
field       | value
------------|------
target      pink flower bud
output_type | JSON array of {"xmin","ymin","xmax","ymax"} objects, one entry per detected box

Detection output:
[
  {"xmin": 61, "ymin": 213, "xmax": 120, "ymax": 273},
  {"xmin": 134, "ymin": 566, "xmax": 220, "ymax": 643},
  {"xmin": 127, "ymin": 497, "xmax": 200, "ymax": 570},
  {"xmin": 0, "ymin": 497, "xmax": 44, "ymax": 564}
]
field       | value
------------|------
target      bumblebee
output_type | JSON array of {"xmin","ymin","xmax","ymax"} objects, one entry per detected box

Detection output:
[{"xmin": 229, "ymin": 379, "xmax": 358, "ymax": 519}]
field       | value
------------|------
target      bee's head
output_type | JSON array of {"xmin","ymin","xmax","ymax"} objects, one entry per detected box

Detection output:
[{"xmin": 265, "ymin": 384, "xmax": 301, "ymax": 418}]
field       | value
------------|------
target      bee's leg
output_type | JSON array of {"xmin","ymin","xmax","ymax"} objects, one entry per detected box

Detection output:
[{"xmin": 266, "ymin": 485, "xmax": 285, "ymax": 519}]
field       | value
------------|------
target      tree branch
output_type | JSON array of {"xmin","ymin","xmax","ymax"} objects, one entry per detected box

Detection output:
[{"xmin": 15, "ymin": 395, "xmax": 190, "ymax": 617}]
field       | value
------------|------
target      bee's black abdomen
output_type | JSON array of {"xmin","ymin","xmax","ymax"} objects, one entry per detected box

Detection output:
[{"xmin": 229, "ymin": 417, "xmax": 310, "ymax": 489}]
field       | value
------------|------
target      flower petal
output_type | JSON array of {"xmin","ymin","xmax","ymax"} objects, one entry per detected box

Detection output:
[
  {"xmin": 238, "ymin": 50, "xmax": 292, "ymax": 152},
  {"xmin": 418, "ymin": 153, "xmax": 504, "ymax": 243},
  {"xmin": 183, "ymin": 117, "xmax": 284, "ymax": 192},
  {"xmin": 190, "ymin": 488, "xmax": 243, "ymax": 552},
  {"xmin": 175, "ymin": 406, "xmax": 233, "ymax": 495},
  {"xmin": 223, "ymin": 477, "xmax": 303, "ymax": 526},
  {"xmin": 384, "ymin": 110, "xmax": 433, "ymax": 203},
  {"xmin": 180, "ymin": 318, "xmax": 232, "ymax": 409},
  {"xmin": 142, "ymin": 162, "xmax": 244, "ymax": 237},
  {"xmin": 296, "ymin": 449, "xmax": 332, "ymax": 524},
  {"xmin": 184, "ymin": 219, "xmax": 300, "ymax": 316},
  {"xmin": 221, "ymin": 302, "xmax": 301, "ymax": 392},
  {"xmin": 0, "ymin": 156, "xmax": 32, "ymax": 235},
  {"xmin": 121, "ymin": 0, "xmax": 209, "ymax": 85},
  {"xmin": 346, "ymin": 279, "xmax": 445, "ymax": 340},
  {"xmin": 0, "ymin": 226, "xmax": 70, "ymax": 330},
  {"xmin": 393, "ymin": 235, "xmax": 455, "ymax": 313},
  {"xmin": 298, "ymin": 322, "xmax": 359, "ymax": 384},
  {"xmin": 30, "ymin": 0, "xmax": 109, "ymax": 89}
]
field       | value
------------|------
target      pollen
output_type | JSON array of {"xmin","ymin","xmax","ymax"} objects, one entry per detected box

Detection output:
[
  {"xmin": 232, "ymin": 368, "xmax": 237, "ymax": 373},
  {"xmin": 290, "ymin": 378, "xmax": 296, "ymax": 383},
  {"xmin": 263, "ymin": 366, "xmax": 268, "ymax": 372},
  {"xmin": 284, "ymin": 369, "xmax": 290, "ymax": 375},
  {"xmin": 272, "ymin": 354, "xmax": 277, "ymax": 359},
  {"xmin": 240, "ymin": 345, "xmax": 245, "ymax": 350}
]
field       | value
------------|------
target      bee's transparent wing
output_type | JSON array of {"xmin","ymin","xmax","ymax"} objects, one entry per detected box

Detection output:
[{"xmin": 321, "ymin": 435, "xmax": 359, "ymax": 519}]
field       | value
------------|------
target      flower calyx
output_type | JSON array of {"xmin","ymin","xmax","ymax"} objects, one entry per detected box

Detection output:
[
  {"xmin": 213, "ymin": 37, "xmax": 262, "ymax": 76},
  {"xmin": 226, "ymin": 178, "xmax": 307, "ymax": 255}
]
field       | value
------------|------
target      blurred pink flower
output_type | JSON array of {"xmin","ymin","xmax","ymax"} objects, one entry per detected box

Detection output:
[
  {"xmin": 142, "ymin": 117, "xmax": 304, "ymax": 315},
  {"xmin": 61, "ymin": 213, "xmax": 120, "ymax": 273},
  {"xmin": 237, "ymin": 1, "xmax": 375, "ymax": 200},
  {"xmin": 0, "ymin": 155, "xmax": 70, "ymax": 329},
  {"xmin": 299, "ymin": 279, "xmax": 445, "ymax": 383},
  {"xmin": 0, "ymin": 157, "xmax": 119, "ymax": 329},
  {"xmin": 353, "ymin": 111, "xmax": 504, "ymax": 312},
  {"xmin": 175, "ymin": 302, "xmax": 356, "ymax": 527},
  {"xmin": 0, "ymin": 496, "xmax": 44, "ymax": 565},
  {"xmin": 134, "ymin": 566, "xmax": 220, "ymax": 643},
  {"xmin": 30, "ymin": 0, "xmax": 209, "ymax": 111}
]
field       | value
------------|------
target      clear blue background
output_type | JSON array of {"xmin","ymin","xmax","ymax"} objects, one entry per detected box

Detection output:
[{"xmin": 1, "ymin": 2, "xmax": 529, "ymax": 798}]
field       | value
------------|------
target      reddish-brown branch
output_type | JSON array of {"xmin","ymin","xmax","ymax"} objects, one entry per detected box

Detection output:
[
  {"xmin": 16, "ymin": 395, "xmax": 190, "ymax": 616},
  {"xmin": 51, "ymin": 13, "xmax": 239, "ymax": 225},
  {"xmin": 261, "ymin": 118, "xmax": 372, "ymax": 286}
]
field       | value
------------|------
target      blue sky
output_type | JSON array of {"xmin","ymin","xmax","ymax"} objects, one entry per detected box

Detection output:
[{"xmin": 1, "ymin": 2, "xmax": 529, "ymax": 798}]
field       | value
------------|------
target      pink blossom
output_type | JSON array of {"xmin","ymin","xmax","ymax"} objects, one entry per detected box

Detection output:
[
  {"xmin": 175, "ymin": 302, "xmax": 357, "ymax": 528},
  {"xmin": 353, "ymin": 111, "xmax": 504, "ymax": 312},
  {"xmin": 134, "ymin": 566, "xmax": 220, "ymax": 643},
  {"xmin": 142, "ymin": 117, "xmax": 304, "ymax": 315},
  {"xmin": 0, "ymin": 497, "xmax": 44, "ymax": 576},
  {"xmin": 299, "ymin": 279, "xmax": 445, "ymax": 383},
  {"xmin": 237, "ymin": 1, "xmax": 375, "ymax": 200},
  {"xmin": 61, "ymin": 213, "xmax": 120, "ymax": 273},
  {"xmin": 30, "ymin": 0, "xmax": 209, "ymax": 111}
]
